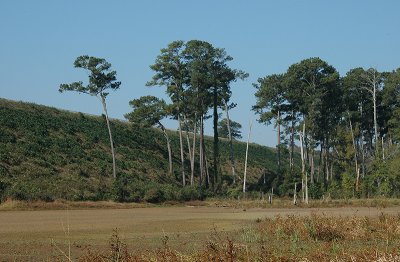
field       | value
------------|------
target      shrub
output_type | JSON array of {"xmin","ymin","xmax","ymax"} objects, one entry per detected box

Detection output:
[
  {"xmin": 113, "ymin": 174, "xmax": 146, "ymax": 202},
  {"xmin": 0, "ymin": 128, "xmax": 16, "ymax": 143},
  {"xmin": 7, "ymin": 179, "xmax": 55, "ymax": 202},
  {"xmin": 308, "ymin": 182, "xmax": 324, "ymax": 199},
  {"xmin": 341, "ymin": 172, "xmax": 355, "ymax": 198},
  {"xmin": 327, "ymin": 179, "xmax": 342, "ymax": 199},
  {"xmin": 144, "ymin": 188, "xmax": 165, "ymax": 203},
  {"xmin": 159, "ymin": 184, "xmax": 181, "ymax": 201},
  {"xmin": 226, "ymin": 186, "xmax": 242, "ymax": 199},
  {"xmin": 180, "ymin": 186, "xmax": 202, "ymax": 201}
]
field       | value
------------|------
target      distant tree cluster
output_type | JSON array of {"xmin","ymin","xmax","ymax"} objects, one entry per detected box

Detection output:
[
  {"xmin": 254, "ymin": 58, "xmax": 400, "ymax": 200},
  {"xmin": 127, "ymin": 40, "xmax": 248, "ymax": 191}
]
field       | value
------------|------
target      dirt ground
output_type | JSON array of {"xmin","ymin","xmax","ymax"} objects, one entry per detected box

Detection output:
[{"xmin": 0, "ymin": 206, "xmax": 399, "ymax": 261}]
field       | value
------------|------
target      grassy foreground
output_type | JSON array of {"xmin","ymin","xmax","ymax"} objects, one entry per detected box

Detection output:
[
  {"xmin": 1, "ymin": 202, "xmax": 400, "ymax": 261},
  {"xmin": 75, "ymin": 213, "xmax": 400, "ymax": 261}
]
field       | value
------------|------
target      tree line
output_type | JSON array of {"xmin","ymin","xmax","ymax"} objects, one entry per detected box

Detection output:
[
  {"xmin": 254, "ymin": 58, "xmax": 400, "ymax": 200},
  {"xmin": 60, "ymin": 41, "xmax": 400, "ymax": 200}
]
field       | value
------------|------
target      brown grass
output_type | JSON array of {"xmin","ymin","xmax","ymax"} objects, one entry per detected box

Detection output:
[
  {"xmin": 200, "ymin": 197, "xmax": 400, "ymax": 209},
  {"xmin": 0, "ymin": 199, "xmax": 149, "ymax": 211},
  {"xmin": 1, "ymin": 205, "xmax": 400, "ymax": 261},
  {"xmin": 75, "ymin": 213, "xmax": 400, "ymax": 261}
]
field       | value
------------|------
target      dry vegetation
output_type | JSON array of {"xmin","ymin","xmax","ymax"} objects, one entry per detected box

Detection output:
[
  {"xmin": 0, "ymin": 199, "xmax": 148, "ymax": 211},
  {"xmin": 1, "ymin": 204, "xmax": 400, "ymax": 261},
  {"xmin": 1, "ymin": 197, "xmax": 400, "ymax": 211},
  {"xmin": 201, "ymin": 197, "xmax": 400, "ymax": 209},
  {"xmin": 74, "ymin": 213, "xmax": 400, "ymax": 261}
]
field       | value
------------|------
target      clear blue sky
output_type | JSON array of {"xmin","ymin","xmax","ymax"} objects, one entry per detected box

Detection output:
[{"xmin": 1, "ymin": 1, "xmax": 399, "ymax": 147}]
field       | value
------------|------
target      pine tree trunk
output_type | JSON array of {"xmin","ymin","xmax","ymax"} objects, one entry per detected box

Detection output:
[
  {"xmin": 183, "ymin": 116, "xmax": 193, "ymax": 184},
  {"xmin": 372, "ymin": 74, "xmax": 379, "ymax": 158},
  {"xmin": 305, "ymin": 172, "xmax": 309, "ymax": 204},
  {"xmin": 178, "ymin": 115, "xmax": 185, "ymax": 186},
  {"xmin": 299, "ymin": 120, "xmax": 308, "ymax": 204},
  {"xmin": 205, "ymin": 149, "xmax": 210, "ymax": 187},
  {"xmin": 325, "ymin": 144, "xmax": 329, "ymax": 182},
  {"xmin": 199, "ymin": 116, "xmax": 204, "ymax": 187},
  {"xmin": 186, "ymin": 131, "xmax": 192, "ymax": 171},
  {"xmin": 100, "ymin": 95, "xmax": 116, "ymax": 179},
  {"xmin": 305, "ymin": 135, "xmax": 309, "ymax": 168},
  {"xmin": 190, "ymin": 117, "xmax": 197, "ymax": 186},
  {"xmin": 318, "ymin": 143, "xmax": 323, "ymax": 183},
  {"xmin": 290, "ymin": 111, "xmax": 295, "ymax": 170},
  {"xmin": 159, "ymin": 124, "xmax": 173, "ymax": 175},
  {"xmin": 300, "ymin": 125, "xmax": 305, "ymax": 178},
  {"xmin": 348, "ymin": 113, "xmax": 359, "ymax": 191},
  {"xmin": 212, "ymin": 87, "xmax": 219, "ymax": 191},
  {"xmin": 359, "ymin": 104, "xmax": 366, "ymax": 179},
  {"xmin": 310, "ymin": 149, "xmax": 315, "ymax": 184},
  {"xmin": 224, "ymin": 100, "xmax": 236, "ymax": 184},
  {"xmin": 277, "ymin": 110, "xmax": 281, "ymax": 171},
  {"xmin": 373, "ymin": 90, "xmax": 378, "ymax": 156},
  {"xmin": 360, "ymin": 139, "xmax": 366, "ymax": 179},
  {"xmin": 185, "ymin": 120, "xmax": 192, "ymax": 167},
  {"xmin": 243, "ymin": 121, "xmax": 253, "ymax": 193}
]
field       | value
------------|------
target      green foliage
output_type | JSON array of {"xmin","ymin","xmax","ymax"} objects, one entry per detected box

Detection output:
[
  {"xmin": 0, "ymin": 98, "xmax": 281, "ymax": 202},
  {"xmin": 308, "ymin": 182, "xmax": 324, "ymax": 199},
  {"xmin": 366, "ymin": 155, "xmax": 400, "ymax": 198},
  {"xmin": 125, "ymin": 96, "xmax": 167, "ymax": 127},
  {"xmin": 59, "ymin": 55, "xmax": 121, "ymax": 97},
  {"xmin": 388, "ymin": 107, "xmax": 400, "ymax": 141},
  {"xmin": 218, "ymin": 118, "xmax": 242, "ymax": 139},
  {"xmin": 340, "ymin": 172, "xmax": 355, "ymax": 199},
  {"xmin": 253, "ymin": 73, "xmax": 285, "ymax": 125},
  {"xmin": 113, "ymin": 173, "xmax": 145, "ymax": 202},
  {"xmin": 144, "ymin": 188, "xmax": 166, "ymax": 203},
  {"xmin": 252, "ymin": 57, "xmax": 400, "ymax": 201},
  {"xmin": 113, "ymin": 174, "xmax": 203, "ymax": 203},
  {"xmin": 327, "ymin": 179, "xmax": 342, "ymax": 199},
  {"xmin": 226, "ymin": 186, "xmax": 243, "ymax": 199},
  {"xmin": 180, "ymin": 186, "xmax": 203, "ymax": 201}
]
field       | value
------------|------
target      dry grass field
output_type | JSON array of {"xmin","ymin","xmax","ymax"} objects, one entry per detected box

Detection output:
[{"xmin": 0, "ymin": 204, "xmax": 400, "ymax": 261}]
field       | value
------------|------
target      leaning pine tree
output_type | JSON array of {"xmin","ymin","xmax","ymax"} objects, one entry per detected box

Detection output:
[{"xmin": 59, "ymin": 55, "xmax": 121, "ymax": 179}]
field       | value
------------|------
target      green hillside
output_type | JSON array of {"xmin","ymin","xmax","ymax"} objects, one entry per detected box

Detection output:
[{"xmin": 0, "ymin": 98, "xmax": 282, "ymax": 202}]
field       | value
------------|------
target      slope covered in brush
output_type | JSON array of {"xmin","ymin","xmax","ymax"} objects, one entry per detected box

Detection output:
[{"xmin": 0, "ymin": 98, "xmax": 283, "ymax": 202}]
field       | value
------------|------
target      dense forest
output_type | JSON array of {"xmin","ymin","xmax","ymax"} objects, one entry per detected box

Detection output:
[
  {"xmin": 254, "ymin": 58, "xmax": 400, "ymax": 200},
  {"xmin": 1, "ymin": 39, "xmax": 399, "ymax": 203}
]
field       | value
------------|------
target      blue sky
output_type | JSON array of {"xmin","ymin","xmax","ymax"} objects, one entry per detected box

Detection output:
[{"xmin": 1, "ymin": 1, "xmax": 399, "ymax": 147}]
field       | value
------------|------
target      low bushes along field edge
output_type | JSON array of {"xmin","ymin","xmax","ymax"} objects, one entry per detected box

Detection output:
[{"xmin": 1, "ymin": 197, "xmax": 400, "ymax": 211}]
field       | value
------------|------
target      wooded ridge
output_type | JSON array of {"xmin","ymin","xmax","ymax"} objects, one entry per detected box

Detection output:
[{"xmin": 0, "ymin": 98, "xmax": 280, "ymax": 202}]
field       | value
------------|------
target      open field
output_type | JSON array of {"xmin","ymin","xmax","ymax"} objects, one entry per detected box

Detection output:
[{"xmin": 0, "ymin": 205, "xmax": 399, "ymax": 261}]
